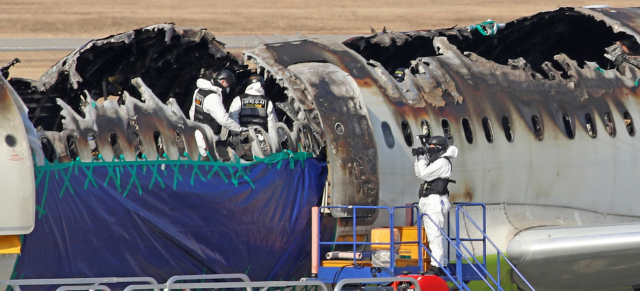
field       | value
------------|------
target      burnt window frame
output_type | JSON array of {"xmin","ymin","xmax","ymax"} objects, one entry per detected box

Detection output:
[
  {"xmin": 132, "ymin": 132, "xmax": 145, "ymax": 159},
  {"xmin": 482, "ymin": 117, "xmax": 494, "ymax": 143},
  {"xmin": 40, "ymin": 136, "xmax": 56, "ymax": 163},
  {"xmin": 531, "ymin": 115, "xmax": 543, "ymax": 141},
  {"xmin": 584, "ymin": 113, "xmax": 597, "ymax": 138},
  {"xmin": 462, "ymin": 118, "xmax": 473, "ymax": 144},
  {"xmin": 175, "ymin": 131, "xmax": 187, "ymax": 157},
  {"xmin": 66, "ymin": 135, "xmax": 79, "ymax": 161},
  {"xmin": 154, "ymin": 131, "xmax": 166, "ymax": 157},
  {"xmin": 623, "ymin": 111, "xmax": 635, "ymax": 137},
  {"xmin": 109, "ymin": 132, "xmax": 123, "ymax": 159},
  {"xmin": 420, "ymin": 120, "xmax": 432, "ymax": 138},
  {"xmin": 401, "ymin": 121, "xmax": 413, "ymax": 147},
  {"xmin": 562, "ymin": 114, "xmax": 575, "ymax": 139},
  {"xmin": 502, "ymin": 116, "xmax": 514, "ymax": 142},
  {"xmin": 441, "ymin": 118, "xmax": 454, "ymax": 145},
  {"xmin": 603, "ymin": 112, "xmax": 616, "ymax": 137},
  {"xmin": 88, "ymin": 134, "xmax": 100, "ymax": 160},
  {"xmin": 381, "ymin": 121, "xmax": 395, "ymax": 149}
]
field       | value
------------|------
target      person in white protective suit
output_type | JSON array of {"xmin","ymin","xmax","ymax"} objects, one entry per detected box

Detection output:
[
  {"xmin": 229, "ymin": 74, "xmax": 277, "ymax": 132},
  {"xmin": 229, "ymin": 74, "xmax": 278, "ymax": 157},
  {"xmin": 188, "ymin": 69, "xmax": 247, "ymax": 157},
  {"xmin": 414, "ymin": 135, "xmax": 458, "ymax": 276}
]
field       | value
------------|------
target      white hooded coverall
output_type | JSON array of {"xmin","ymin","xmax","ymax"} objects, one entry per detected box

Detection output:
[
  {"xmin": 188, "ymin": 78, "xmax": 245, "ymax": 156},
  {"xmin": 229, "ymin": 82, "xmax": 278, "ymax": 147},
  {"xmin": 414, "ymin": 145, "xmax": 458, "ymax": 268},
  {"xmin": 229, "ymin": 82, "xmax": 278, "ymax": 132}
]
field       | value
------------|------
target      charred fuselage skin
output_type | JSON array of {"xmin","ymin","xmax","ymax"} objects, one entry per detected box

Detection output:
[
  {"xmin": 7, "ymin": 7, "xmax": 640, "ymax": 290},
  {"xmin": 246, "ymin": 7, "xmax": 640, "ymax": 290}
]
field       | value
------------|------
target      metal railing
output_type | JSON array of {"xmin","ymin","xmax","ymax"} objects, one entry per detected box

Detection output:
[
  {"xmin": 164, "ymin": 274, "xmax": 252, "ymax": 291},
  {"xmin": 420, "ymin": 211, "xmax": 495, "ymax": 291},
  {"xmin": 0, "ymin": 277, "xmax": 158, "ymax": 291},
  {"xmin": 123, "ymin": 280, "xmax": 329, "ymax": 291},
  {"xmin": 455, "ymin": 204, "xmax": 535, "ymax": 291},
  {"xmin": 315, "ymin": 205, "xmax": 468, "ymax": 290},
  {"xmin": 333, "ymin": 277, "xmax": 420, "ymax": 291},
  {"xmin": 315, "ymin": 203, "xmax": 536, "ymax": 291},
  {"xmin": 316, "ymin": 205, "xmax": 425, "ymax": 270},
  {"xmin": 56, "ymin": 286, "xmax": 111, "ymax": 291}
]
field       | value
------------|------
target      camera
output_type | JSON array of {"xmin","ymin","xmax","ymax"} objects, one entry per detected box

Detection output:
[
  {"xmin": 412, "ymin": 147, "xmax": 427, "ymax": 156},
  {"xmin": 411, "ymin": 134, "xmax": 430, "ymax": 156}
]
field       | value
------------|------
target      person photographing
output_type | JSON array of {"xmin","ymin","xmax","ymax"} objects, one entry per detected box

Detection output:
[{"xmin": 413, "ymin": 135, "xmax": 458, "ymax": 276}]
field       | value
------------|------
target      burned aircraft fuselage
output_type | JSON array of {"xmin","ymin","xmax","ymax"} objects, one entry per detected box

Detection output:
[{"xmin": 5, "ymin": 6, "xmax": 640, "ymax": 290}]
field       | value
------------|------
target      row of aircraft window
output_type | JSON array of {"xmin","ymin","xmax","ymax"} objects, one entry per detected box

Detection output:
[{"xmin": 382, "ymin": 111, "xmax": 636, "ymax": 148}]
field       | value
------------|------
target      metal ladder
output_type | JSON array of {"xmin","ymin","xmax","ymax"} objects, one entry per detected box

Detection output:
[
  {"xmin": 420, "ymin": 203, "xmax": 536, "ymax": 291},
  {"xmin": 312, "ymin": 203, "xmax": 536, "ymax": 291}
]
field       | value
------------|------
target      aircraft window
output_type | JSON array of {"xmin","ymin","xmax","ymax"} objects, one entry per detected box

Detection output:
[
  {"xmin": 482, "ymin": 117, "xmax": 493, "ymax": 143},
  {"xmin": 66, "ymin": 135, "xmax": 79, "ymax": 161},
  {"xmin": 462, "ymin": 118, "xmax": 473, "ymax": 144},
  {"xmin": 132, "ymin": 132, "xmax": 145, "ymax": 159},
  {"xmin": 381, "ymin": 122, "xmax": 395, "ymax": 149},
  {"xmin": 5, "ymin": 134, "xmax": 16, "ymax": 148},
  {"xmin": 441, "ymin": 119, "xmax": 454, "ymax": 145},
  {"xmin": 296, "ymin": 124, "xmax": 315, "ymax": 153},
  {"xmin": 88, "ymin": 134, "xmax": 100, "ymax": 160},
  {"xmin": 562, "ymin": 114, "xmax": 575, "ymax": 139},
  {"xmin": 175, "ymin": 132, "xmax": 186, "ymax": 157},
  {"xmin": 154, "ymin": 131, "xmax": 166, "ymax": 157},
  {"xmin": 401, "ymin": 121, "xmax": 413, "ymax": 146},
  {"xmin": 531, "ymin": 115, "xmax": 543, "ymax": 141},
  {"xmin": 276, "ymin": 126, "xmax": 295, "ymax": 152},
  {"xmin": 40, "ymin": 137, "xmax": 56, "ymax": 163},
  {"xmin": 502, "ymin": 116, "xmax": 514, "ymax": 142},
  {"xmin": 585, "ymin": 113, "xmax": 597, "ymax": 138},
  {"xmin": 623, "ymin": 111, "xmax": 635, "ymax": 136},
  {"xmin": 109, "ymin": 133, "xmax": 123, "ymax": 158},
  {"xmin": 335, "ymin": 122, "xmax": 345, "ymax": 135},
  {"xmin": 604, "ymin": 112, "xmax": 616, "ymax": 137},
  {"xmin": 420, "ymin": 120, "xmax": 432, "ymax": 138}
]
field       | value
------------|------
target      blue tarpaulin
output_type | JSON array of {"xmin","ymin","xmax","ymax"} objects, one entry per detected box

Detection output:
[{"xmin": 14, "ymin": 154, "xmax": 327, "ymax": 286}]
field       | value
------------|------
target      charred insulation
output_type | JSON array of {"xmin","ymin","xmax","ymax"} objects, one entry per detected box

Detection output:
[
  {"xmin": 449, "ymin": 8, "xmax": 640, "ymax": 78},
  {"xmin": 343, "ymin": 8, "xmax": 640, "ymax": 80},
  {"xmin": 343, "ymin": 29, "xmax": 467, "ymax": 72},
  {"xmin": 9, "ymin": 25, "xmax": 242, "ymax": 132}
]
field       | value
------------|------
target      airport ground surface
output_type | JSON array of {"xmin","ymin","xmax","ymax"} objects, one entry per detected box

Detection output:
[{"xmin": 1, "ymin": 0, "xmax": 639, "ymax": 80}]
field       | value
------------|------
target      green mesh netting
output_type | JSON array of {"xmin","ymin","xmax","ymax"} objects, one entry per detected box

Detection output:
[{"xmin": 33, "ymin": 151, "xmax": 314, "ymax": 218}]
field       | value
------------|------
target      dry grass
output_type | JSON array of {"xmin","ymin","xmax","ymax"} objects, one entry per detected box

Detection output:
[
  {"xmin": 1, "ymin": 0, "xmax": 638, "ymax": 37},
  {"xmin": 0, "ymin": 50, "xmax": 70, "ymax": 80},
  {"xmin": 0, "ymin": 0, "xmax": 638, "ymax": 79}
]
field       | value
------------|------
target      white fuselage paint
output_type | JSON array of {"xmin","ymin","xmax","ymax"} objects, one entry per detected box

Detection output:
[{"xmin": 357, "ymin": 76, "xmax": 640, "ymax": 257}]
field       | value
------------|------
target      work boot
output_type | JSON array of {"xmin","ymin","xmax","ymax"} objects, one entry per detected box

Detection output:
[{"xmin": 430, "ymin": 266, "xmax": 445, "ymax": 276}]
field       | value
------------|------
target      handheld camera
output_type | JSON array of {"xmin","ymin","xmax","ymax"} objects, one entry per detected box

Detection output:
[{"xmin": 411, "ymin": 134, "xmax": 430, "ymax": 156}]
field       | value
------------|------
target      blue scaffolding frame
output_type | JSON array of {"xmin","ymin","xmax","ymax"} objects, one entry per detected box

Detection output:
[{"xmin": 313, "ymin": 203, "xmax": 536, "ymax": 291}]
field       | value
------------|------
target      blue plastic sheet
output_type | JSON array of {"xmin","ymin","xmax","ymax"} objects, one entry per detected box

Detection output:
[{"xmin": 14, "ymin": 157, "xmax": 327, "ymax": 287}]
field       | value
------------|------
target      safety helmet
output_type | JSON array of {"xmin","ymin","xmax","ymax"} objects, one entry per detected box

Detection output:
[
  {"xmin": 426, "ymin": 135, "xmax": 449, "ymax": 162},
  {"xmin": 216, "ymin": 69, "xmax": 236, "ymax": 88},
  {"xmin": 248, "ymin": 74, "xmax": 265, "ymax": 87},
  {"xmin": 393, "ymin": 68, "xmax": 406, "ymax": 82},
  {"xmin": 201, "ymin": 69, "xmax": 216, "ymax": 82}
]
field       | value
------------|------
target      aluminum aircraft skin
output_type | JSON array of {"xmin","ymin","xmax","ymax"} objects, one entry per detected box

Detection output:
[{"xmin": 2, "ymin": 5, "xmax": 640, "ymax": 291}]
